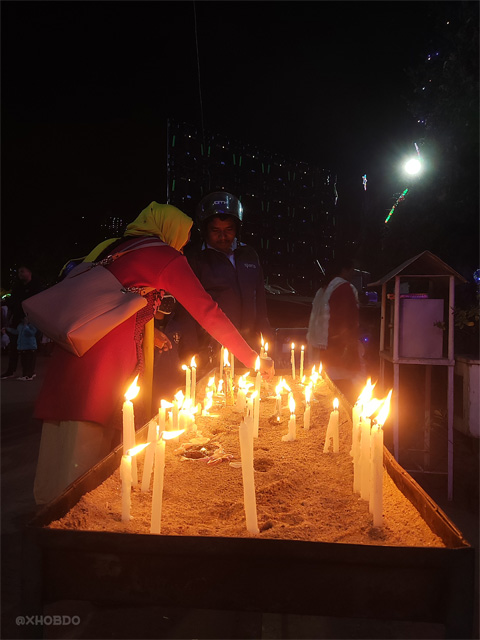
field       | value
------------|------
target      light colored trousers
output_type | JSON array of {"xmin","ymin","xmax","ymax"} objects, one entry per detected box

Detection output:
[{"xmin": 34, "ymin": 420, "xmax": 116, "ymax": 505}]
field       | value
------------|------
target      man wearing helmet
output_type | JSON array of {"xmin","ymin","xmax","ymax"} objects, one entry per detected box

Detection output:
[{"xmin": 175, "ymin": 191, "xmax": 272, "ymax": 372}]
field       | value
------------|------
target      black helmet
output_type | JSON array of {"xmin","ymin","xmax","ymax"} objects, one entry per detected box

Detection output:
[{"xmin": 196, "ymin": 192, "xmax": 243, "ymax": 231}]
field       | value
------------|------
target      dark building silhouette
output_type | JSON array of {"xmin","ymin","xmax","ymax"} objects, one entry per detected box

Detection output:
[{"xmin": 166, "ymin": 120, "xmax": 338, "ymax": 296}]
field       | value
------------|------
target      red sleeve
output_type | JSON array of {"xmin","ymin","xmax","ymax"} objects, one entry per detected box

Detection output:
[{"xmin": 160, "ymin": 255, "xmax": 258, "ymax": 369}]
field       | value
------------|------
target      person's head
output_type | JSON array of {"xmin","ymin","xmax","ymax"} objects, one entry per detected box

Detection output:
[
  {"xmin": 124, "ymin": 202, "xmax": 193, "ymax": 252},
  {"xmin": 327, "ymin": 257, "xmax": 355, "ymax": 284},
  {"xmin": 196, "ymin": 192, "xmax": 243, "ymax": 252},
  {"xmin": 18, "ymin": 266, "xmax": 32, "ymax": 284}
]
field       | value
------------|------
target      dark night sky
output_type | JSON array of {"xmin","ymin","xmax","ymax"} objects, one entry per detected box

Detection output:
[{"xmin": 1, "ymin": 1, "xmax": 461, "ymax": 279}]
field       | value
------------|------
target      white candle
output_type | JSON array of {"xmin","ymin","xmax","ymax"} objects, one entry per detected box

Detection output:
[
  {"xmin": 150, "ymin": 429, "xmax": 184, "ymax": 534},
  {"xmin": 282, "ymin": 393, "xmax": 296, "ymax": 441},
  {"xmin": 360, "ymin": 417, "xmax": 371, "ymax": 500},
  {"xmin": 120, "ymin": 453, "xmax": 132, "ymax": 522},
  {"xmin": 238, "ymin": 419, "xmax": 259, "ymax": 534},
  {"xmin": 141, "ymin": 418, "xmax": 158, "ymax": 492},
  {"xmin": 219, "ymin": 346, "xmax": 224, "ymax": 381},
  {"xmin": 300, "ymin": 345, "xmax": 305, "ymax": 380},
  {"xmin": 370, "ymin": 422, "xmax": 384, "ymax": 525},
  {"xmin": 304, "ymin": 384, "xmax": 311, "ymax": 430},
  {"xmin": 351, "ymin": 403, "xmax": 361, "ymax": 458},
  {"xmin": 122, "ymin": 375, "xmax": 140, "ymax": 486},
  {"xmin": 291, "ymin": 342, "xmax": 295, "ymax": 380},
  {"xmin": 253, "ymin": 357, "xmax": 261, "ymax": 437},
  {"xmin": 182, "ymin": 364, "xmax": 191, "ymax": 401},
  {"xmin": 236, "ymin": 388, "xmax": 246, "ymax": 413},
  {"xmin": 190, "ymin": 356, "xmax": 197, "ymax": 406},
  {"xmin": 275, "ymin": 381, "xmax": 282, "ymax": 420},
  {"xmin": 353, "ymin": 416, "xmax": 363, "ymax": 494},
  {"xmin": 150, "ymin": 437, "xmax": 165, "ymax": 534},
  {"xmin": 323, "ymin": 398, "xmax": 339, "ymax": 453}
]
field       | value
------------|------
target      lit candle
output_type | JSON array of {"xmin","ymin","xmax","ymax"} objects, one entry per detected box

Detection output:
[
  {"xmin": 304, "ymin": 384, "xmax": 311, "ymax": 430},
  {"xmin": 291, "ymin": 342, "xmax": 295, "ymax": 380},
  {"xmin": 182, "ymin": 364, "xmax": 191, "ymax": 401},
  {"xmin": 219, "ymin": 346, "xmax": 224, "ymax": 381},
  {"xmin": 275, "ymin": 379, "xmax": 283, "ymax": 419},
  {"xmin": 360, "ymin": 397, "xmax": 382, "ymax": 500},
  {"xmin": 120, "ymin": 453, "xmax": 132, "ymax": 523},
  {"xmin": 223, "ymin": 348, "xmax": 234, "ymax": 406},
  {"xmin": 121, "ymin": 443, "xmax": 149, "ymax": 522},
  {"xmin": 203, "ymin": 389, "xmax": 213, "ymax": 415},
  {"xmin": 264, "ymin": 342, "xmax": 269, "ymax": 358},
  {"xmin": 150, "ymin": 429, "xmax": 185, "ymax": 534},
  {"xmin": 253, "ymin": 357, "xmax": 261, "ymax": 437},
  {"xmin": 236, "ymin": 372, "xmax": 250, "ymax": 413},
  {"xmin": 282, "ymin": 393, "xmax": 296, "ymax": 441},
  {"xmin": 123, "ymin": 375, "xmax": 140, "ymax": 486},
  {"xmin": 353, "ymin": 381, "xmax": 374, "ymax": 491},
  {"xmin": 300, "ymin": 345, "xmax": 305, "ymax": 380},
  {"xmin": 369, "ymin": 392, "xmax": 392, "ymax": 526},
  {"xmin": 310, "ymin": 364, "xmax": 318, "ymax": 388},
  {"xmin": 190, "ymin": 356, "xmax": 197, "ymax": 406},
  {"xmin": 247, "ymin": 390, "xmax": 257, "ymax": 434},
  {"xmin": 141, "ymin": 417, "xmax": 159, "ymax": 492},
  {"xmin": 238, "ymin": 419, "xmax": 259, "ymax": 534},
  {"xmin": 172, "ymin": 390, "xmax": 184, "ymax": 430},
  {"xmin": 260, "ymin": 333, "xmax": 265, "ymax": 358},
  {"xmin": 323, "ymin": 398, "xmax": 339, "ymax": 453}
]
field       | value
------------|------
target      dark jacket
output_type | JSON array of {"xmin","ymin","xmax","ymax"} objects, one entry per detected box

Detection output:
[{"xmin": 173, "ymin": 241, "xmax": 271, "ymax": 358}]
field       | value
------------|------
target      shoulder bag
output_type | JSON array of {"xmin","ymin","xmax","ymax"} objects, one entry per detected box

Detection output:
[{"xmin": 22, "ymin": 238, "xmax": 165, "ymax": 357}]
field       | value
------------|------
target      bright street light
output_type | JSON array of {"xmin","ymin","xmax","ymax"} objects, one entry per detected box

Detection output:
[{"xmin": 404, "ymin": 158, "xmax": 422, "ymax": 175}]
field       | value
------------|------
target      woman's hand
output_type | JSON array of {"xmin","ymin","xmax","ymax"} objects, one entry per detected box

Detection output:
[{"xmin": 154, "ymin": 329, "xmax": 173, "ymax": 352}]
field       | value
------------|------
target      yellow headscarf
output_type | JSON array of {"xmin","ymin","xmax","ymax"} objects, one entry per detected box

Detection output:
[
  {"xmin": 81, "ymin": 202, "xmax": 193, "ymax": 264},
  {"xmin": 125, "ymin": 202, "xmax": 193, "ymax": 252}
]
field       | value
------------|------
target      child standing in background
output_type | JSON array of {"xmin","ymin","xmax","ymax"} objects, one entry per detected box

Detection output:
[{"xmin": 7, "ymin": 317, "xmax": 38, "ymax": 381}]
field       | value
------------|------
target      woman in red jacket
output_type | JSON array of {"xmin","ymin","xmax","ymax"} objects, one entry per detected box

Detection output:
[{"xmin": 34, "ymin": 202, "xmax": 262, "ymax": 505}]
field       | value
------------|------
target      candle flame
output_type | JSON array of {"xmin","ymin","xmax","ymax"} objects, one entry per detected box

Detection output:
[
  {"xmin": 181, "ymin": 364, "xmax": 189, "ymax": 372},
  {"xmin": 191, "ymin": 355, "xmax": 197, "ymax": 368},
  {"xmin": 333, "ymin": 397, "xmax": 339, "ymax": 410},
  {"xmin": 291, "ymin": 342, "xmax": 295, "ymax": 350},
  {"xmin": 260, "ymin": 333, "xmax": 264, "ymax": 347},
  {"xmin": 207, "ymin": 376, "xmax": 215, "ymax": 389},
  {"xmin": 301, "ymin": 345, "xmax": 304, "ymax": 351},
  {"xmin": 305, "ymin": 384, "xmax": 312, "ymax": 403},
  {"xmin": 357, "ymin": 378, "xmax": 376, "ymax": 406},
  {"xmin": 375, "ymin": 390, "xmax": 392, "ymax": 427},
  {"xmin": 281, "ymin": 378, "xmax": 292, "ymax": 392},
  {"xmin": 160, "ymin": 399, "xmax": 174, "ymax": 409},
  {"xmin": 288, "ymin": 393, "xmax": 296, "ymax": 414},
  {"xmin": 250, "ymin": 390, "xmax": 258, "ymax": 400},
  {"xmin": 174, "ymin": 390, "xmax": 185, "ymax": 408},
  {"xmin": 162, "ymin": 429, "xmax": 185, "ymax": 441},
  {"xmin": 255, "ymin": 356, "xmax": 260, "ymax": 372},
  {"xmin": 265, "ymin": 342, "xmax": 269, "ymax": 354},
  {"xmin": 319, "ymin": 362, "xmax": 323, "ymax": 375},
  {"xmin": 275, "ymin": 379, "xmax": 283, "ymax": 396},
  {"xmin": 238, "ymin": 373, "xmax": 251, "ymax": 391},
  {"xmin": 363, "ymin": 397, "xmax": 382, "ymax": 420},
  {"xmin": 301, "ymin": 375, "xmax": 306, "ymax": 384},
  {"xmin": 223, "ymin": 348, "xmax": 230, "ymax": 367},
  {"xmin": 127, "ymin": 442, "xmax": 149, "ymax": 457},
  {"xmin": 125, "ymin": 375, "xmax": 140, "ymax": 401},
  {"xmin": 217, "ymin": 379, "xmax": 224, "ymax": 393}
]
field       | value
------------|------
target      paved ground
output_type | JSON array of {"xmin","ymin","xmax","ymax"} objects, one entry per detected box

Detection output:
[{"xmin": 1, "ymin": 350, "xmax": 478, "ymax": 639}]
